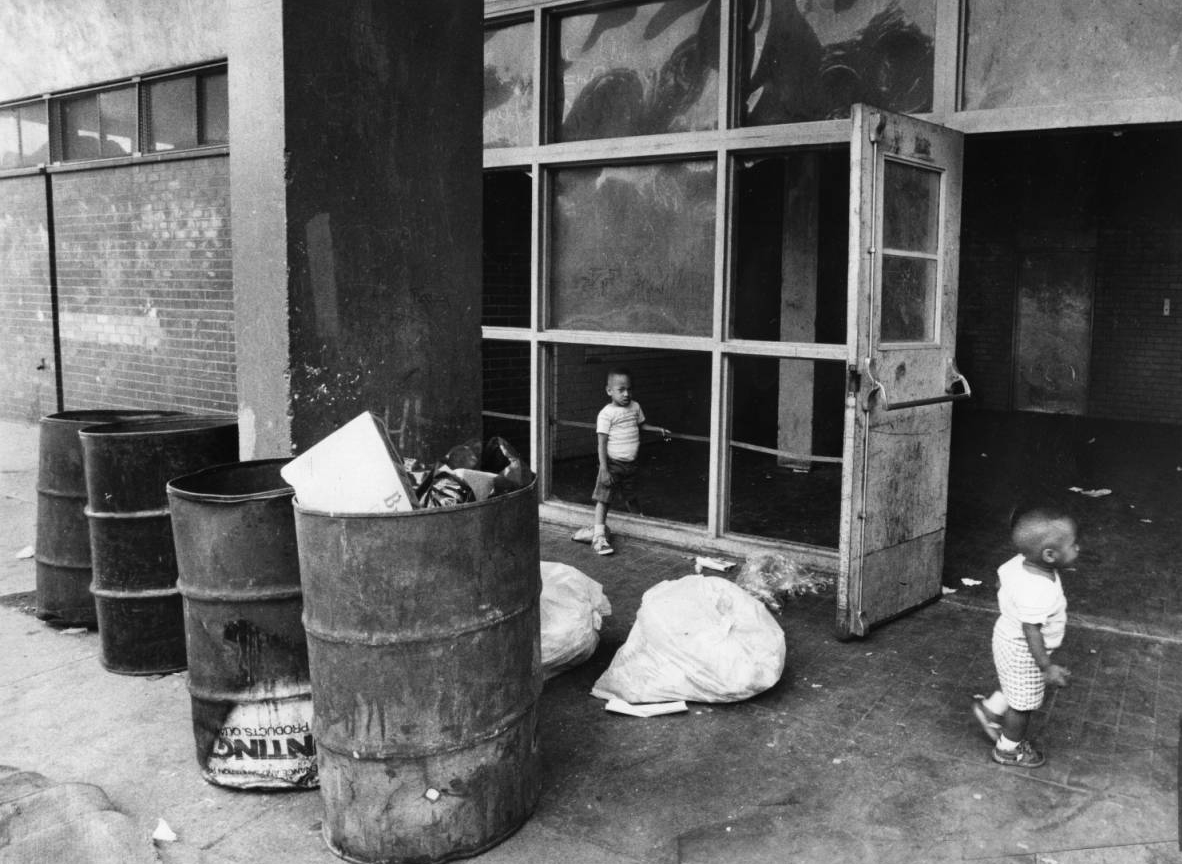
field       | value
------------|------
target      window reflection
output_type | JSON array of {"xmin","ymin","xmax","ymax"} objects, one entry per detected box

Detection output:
[
  {"xmin": 484, "ymin": 23, "xmax": 533, "ymax": 148},
  {"xmin": 61, "ymin": 96, "xmax": 101, "ymax": 161},
  {"xmin": 149, "ymin": 78, "xmax": 198, "ymax": 152},
  {"xmin": 554, "ymin": 0, "xmax": 719, "ymax": 142},
  {"xmin": 99, "ymin": 87, "xmax": 136, "ymax": 157},
  {"xmin": 550, "ymin": 160, "xmax": 716, "ymax": 336},
  {"xmin": 740, "ymin": 0, "xmax": 934, "ymax": 125},
  {"xmin": 20, "ymin": 103, "xmax": 49, "ymax": 164},
  {"xmin": 200, "ymin": 72, "xmax": 228, "ymax": 144},
  {"xmin": 0, "ymin": 110, "xmax": 18, "ymax": 169}
]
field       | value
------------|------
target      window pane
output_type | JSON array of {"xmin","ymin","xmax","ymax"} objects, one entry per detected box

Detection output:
[
  {"xmin": 550, "ymin": 161, "xmax": 715, "ymax": 336},
  {"xmin": 99, "ymin": 87, "xmax": 136, "ymax": 157},
  {"xmin": 731, "ymin": 150, "xmax": 848, "ymax": 342},
  {"xmin": 149, "ymin": 77, "xmax": 197, "ymax": 152},
  {"xmin": 728, "ymin": 355, "xmax": 844, "ymax": 546},
  {"xmin": 964, "ymin": 0, "xmax": 1182, "ymax": 110},
  {"xmin": 61, "ymin": 95, "xmax": 101, "ymax": 161},
  {"xmin": 483, "ymin": 171, "xmax": 531, "ymax": 327},
  {"xmin": 483, "ymin": 340, "xmax": 532, "ymax": 466},
  {"xmin": 548, "ymin": 344, "xmax": 710, "ymax": 527},
  {"xmin": 0, "ymin": 109, "xmax": 17, "ymax": 169},
  {"xmin": 484, "ymin": 23, "xmax": 533, "ymax": 148},
  {"xmin": 19, "ymin": 102, "xmax": 49, "ymax": 165},
  {"xmin": 200, "ymin": 71, "xmax": 229, "ymax": 144},
  {"xmin": 880, "ymin": 255, "xmax": 935, "ymax": 342},
  {"xmin": 882, "ymin": 160, "xmax": 938, "ymax": 253},
  {"xmin": 554, "ymin": 0, "xmax": 719, "ymax": 142},
  {"xmin": 740, "ymin": 0, "xmax": 934, "ymax": 125}
]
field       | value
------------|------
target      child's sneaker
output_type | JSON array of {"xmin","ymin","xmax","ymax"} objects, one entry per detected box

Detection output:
[
  {"xmin": 991, "ymin": 740, "xmax": 1045, "ymax": 768},
  {"xmin": 572, "ymin": 526, "xmax": 609, "ymax": 544},
  {"xmin": 971, "ymin": 698, "xmax": 1003, "ymax": 743},
  {"xmin": 592, "ymin": 535, "xmax": 614, "ymax": 556}
]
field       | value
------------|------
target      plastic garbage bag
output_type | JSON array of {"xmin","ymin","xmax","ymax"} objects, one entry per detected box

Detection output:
[
  {"xmin": 541, "ymin": 562, "xmax": 611, "ymax": 679},
  {"xmin": 591, "ymin": 574, "xmax": 785, "ymax": 704},
  {"xmin": 734, "ymin": 552, "xmax": 833, "ymax": 612}
]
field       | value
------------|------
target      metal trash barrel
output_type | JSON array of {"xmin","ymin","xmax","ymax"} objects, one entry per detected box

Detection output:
[
  {"xmin": 35, "ymin": 410, "xmax": 184, "ymax": 627},
  {"xmin": 294, "ymin": 482, "xmax": 542, "ymax": 864},
  {"xmin": 168, "ymin": 459, "xmax": 317, "ymax": 790},
  {"xmin": 80, "ymin": 415, "xmax": 238, "ymax": 675}
]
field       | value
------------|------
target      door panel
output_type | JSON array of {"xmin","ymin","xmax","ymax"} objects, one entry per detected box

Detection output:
[{"xmin": 838, "ymin": 105, "xmax": 964, "ymax": 639}]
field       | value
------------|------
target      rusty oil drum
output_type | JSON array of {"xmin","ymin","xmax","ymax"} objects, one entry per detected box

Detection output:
[
  {"xmin": 35, "ymin": 410, "xmax": 184, "ymax": 627},
  {"xmin": 80, "ymin": 415, "xmax": 238, "ymax": 675},
  {"xmin": 294, "ymin": 482, "xmax": 542, "ymax": 864},
  {"xmin": 167, "ymin": 459, "xmax": 317, "ymax": 790}
]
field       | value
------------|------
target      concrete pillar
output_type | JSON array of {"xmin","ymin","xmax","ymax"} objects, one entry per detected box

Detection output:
[
  {"xmin": 229, "ymin": 0, "xmax": 483, "ymax": 461},
  {"xmin": 777, "ymin": 153, "xmax": 818, "ymax": 471}
]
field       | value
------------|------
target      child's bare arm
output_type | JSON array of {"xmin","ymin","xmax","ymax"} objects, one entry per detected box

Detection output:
[
  {"xmin": 1022, "ymin": 622, "xmax": 1070, "ymax": 687},
  {"xmin": 597, "ymin": 433, "xmax": 612, "ymax": 486},
  {"xmin": 641, "ymin": 423, "xmax": 672, "ymax": 440}
]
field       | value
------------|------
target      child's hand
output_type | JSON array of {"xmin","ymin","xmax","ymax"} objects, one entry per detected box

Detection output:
[
  {"xmin": 661, "ymin": 427, "xmax": 672, "ymax": 442},
  {"xmin": 1044, "ymin": 664, "xmax": 1071, "ymax": 688},
  {"xmin": 597, "ymin": 467, "xmax": 613, "ymax": 487}
]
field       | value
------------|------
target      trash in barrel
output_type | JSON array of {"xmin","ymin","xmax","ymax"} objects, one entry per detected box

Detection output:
[
  {"xmin": 80, "ymin": 415, "xmax": 238, "ymax": 675},
  {"xmin": 294, "ymin": 482, "xmax": 542, "ymax": 863},
  {"xmin": 168, "ymin": 458, "xmax": 317, "ymax": 790},
  {"xmin": 35, "ymin": 410, "xmax": 184, "ymax": 627}
]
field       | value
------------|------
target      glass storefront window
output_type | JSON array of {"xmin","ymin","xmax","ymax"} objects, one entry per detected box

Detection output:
[
  {"xmin": 483, "ymin": 340, "xmax": 532, "ymax": 465},
  {"xmin": 739, "ymin": 0, "xmax": 934, "ymax": 125},
  {"xmin": 553, "ymin": 0, "xmax": 719, "ymax": 142},
  {"xmin": 731, "ymin": 149, "xmax": 848, "ymax": 342},
  {"xmin": 484, "ymin": 22, "xmax": 534, "ymax": 148},
  {"xmin": 548, "ymin": 343, "xmax": 710, "ymax": 527},
  {"xmin": 550, "ymin": 160, "xmax": 716, "ymax": 336},
  {"xmin": 963, "ymin": 0, "xmax": 1182, "ymax": 110},
  {"xmin": 727, "ymin": 355, "xmax": 844, "ymax": 546},
  {"xmin": 483, "ymin": 170, "xmax": 532, "ymax": 328}
]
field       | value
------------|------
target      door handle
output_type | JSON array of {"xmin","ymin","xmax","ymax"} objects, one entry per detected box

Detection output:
[{"xmin": 863, "ymin": 360, "xmax": 972, "ymax": 412}]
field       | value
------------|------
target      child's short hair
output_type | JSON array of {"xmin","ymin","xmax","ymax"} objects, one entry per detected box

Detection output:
[
  {"xmin": 1011, "ymin": 507, "xmax": 1076, "ymax": 560},
  {"xmin": 606, "ymin": 366, "xmax": 632, "ymax": 384}
]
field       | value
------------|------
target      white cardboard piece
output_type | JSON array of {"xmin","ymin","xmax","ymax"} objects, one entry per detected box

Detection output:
[{"xmin": 279, "ymin": 412, "xmax": 419, "ymax": 514}]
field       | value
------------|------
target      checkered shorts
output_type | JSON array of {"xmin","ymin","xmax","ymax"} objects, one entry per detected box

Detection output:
[{"xmin": 992, "ymin": 627, "xmax": 1050, "ymax": 711}]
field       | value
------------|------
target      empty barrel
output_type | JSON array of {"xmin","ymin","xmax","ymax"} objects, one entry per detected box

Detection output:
[
  {"xmin": 168, "ymin": 459, "xmax": 317, "ymax": 790},
  {"xmin": 294, "ymin": 482, "xmax": 542, "ymax": 864},
  {"xmin": 80, "ymin": 415, "xmax": 238, "ymax": 675},
  {"xmin": 35, "ymin": 410, "xmax": 183, "ymax": 627}
]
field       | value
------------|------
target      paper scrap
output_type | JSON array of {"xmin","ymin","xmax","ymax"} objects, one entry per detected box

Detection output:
[
  {"xmin": 694, "ymin": 556, "xmax": 737, "ymax": 573},
  {"xmin": 960, "ymin": 578, "xmax": 982, "ymax": 586},
  {"xmin": 152, "ymin": 819, "xmax": 177, "ymax": 843},
  {"xmin": 605, "ymin": 699, "xmax": 688, "ymax": 718},
  {"xmin": 424, "ymin": 788, "xmax": 441, "ymax": 802},
  {"xmin": 941, "ymin": 585, "xmax": 957, "ymax": 595},
  {"xmin": 1067, "ymin": 487, "xmax": 1112, "ymax": 497},
  {"xmin": 14, "ymin": 545, "xmax": 33, "ymax": 559}
]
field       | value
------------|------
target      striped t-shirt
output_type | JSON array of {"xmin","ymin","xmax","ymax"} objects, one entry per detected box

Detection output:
[{"xmin": 597, "ymin": 402, "xmax": 645, "ymax": 462}]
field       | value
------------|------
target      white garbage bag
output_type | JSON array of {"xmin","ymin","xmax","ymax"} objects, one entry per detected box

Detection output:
[
  {"xmin": 540, "ymin": 561, "xmax": 612, "ymax": 679},
  {"xmin": 591, "ymin": 574, "xmax": 785, "ymax": 704}
]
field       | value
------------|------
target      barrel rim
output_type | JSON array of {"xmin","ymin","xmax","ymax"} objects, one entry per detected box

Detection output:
[
  {"xmin": 167, "ymin": 457, "xmax": 294, "ymax": 504},
  {"xmin": 78, "ymin": 415, "xmax": 238, "ymax": 438},
  {"xmin": 292, "ymin": 478, "xmax": 536, "ymax": 518},
  {"xmin": 42, "ymin": 409, "xmax": 186, "ymax": 426}
]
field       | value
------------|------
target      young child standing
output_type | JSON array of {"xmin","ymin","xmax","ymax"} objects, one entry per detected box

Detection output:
[
  {"xmin": 587, "ymin": 367, "xmax": 669, "ymax": 556},
  {"xmin": 972, "ymin": 507, "xmax": 1077, "ymax": 768}
]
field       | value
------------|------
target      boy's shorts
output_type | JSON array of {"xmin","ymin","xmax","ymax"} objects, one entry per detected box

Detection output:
[
  {"xmin": 992, "ymin": 628, "xmax": 1049, "ymax": 711},
  {"xmin": 591, "ymin": 458, "xmax": 637, "ymax": 506}
]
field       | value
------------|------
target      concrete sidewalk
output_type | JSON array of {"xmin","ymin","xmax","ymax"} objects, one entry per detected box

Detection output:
[{"xmin": 0, "ymin": 419, "xmax": 1178, "ymax": 863}]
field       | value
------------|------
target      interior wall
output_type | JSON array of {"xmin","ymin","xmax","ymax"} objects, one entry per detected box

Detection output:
[{"xmin": 957, "ymin": 128, "xmax": 1182, "ymax": 425}]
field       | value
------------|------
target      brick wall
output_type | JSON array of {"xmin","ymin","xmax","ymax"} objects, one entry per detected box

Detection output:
[
  {"xmin": 0, "ymin": 175, "xmax": 56, "ymax": 422},
  {"xmin": 52, "ymin": 155, "xmax": 235, "ymax": 414}
]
